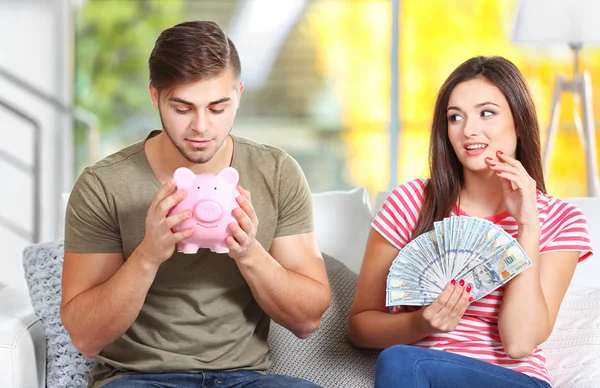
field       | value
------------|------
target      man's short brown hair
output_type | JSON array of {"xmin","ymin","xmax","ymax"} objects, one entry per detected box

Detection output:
[{"xmin": 148, "ymin": 20, "xmax": 241, "ymax": 92}]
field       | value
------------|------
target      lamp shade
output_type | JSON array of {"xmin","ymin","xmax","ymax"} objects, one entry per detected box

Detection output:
[{"xmin": 512, "ymin": 0, "xmax": 600, "ymax": 46}]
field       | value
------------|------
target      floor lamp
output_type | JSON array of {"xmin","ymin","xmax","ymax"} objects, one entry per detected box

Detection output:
[{"xmin": 513, "ymin": 0, "xmax": 600, "ymax": 197}]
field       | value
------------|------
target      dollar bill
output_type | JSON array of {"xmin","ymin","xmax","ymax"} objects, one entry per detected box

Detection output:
[{"xmin": 386, "ymin": 215, "xmax": 532, "ymax": 307}]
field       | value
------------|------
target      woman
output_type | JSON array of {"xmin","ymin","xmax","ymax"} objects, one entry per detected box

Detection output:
[{"xmin": 347, "ymin": 56, "xmax": 592, "ymax": 388}]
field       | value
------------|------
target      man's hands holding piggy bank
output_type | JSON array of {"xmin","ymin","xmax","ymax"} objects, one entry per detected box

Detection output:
[{"xmin": 139, "ymin": 167, "xmax": 259, "ymax": 266}]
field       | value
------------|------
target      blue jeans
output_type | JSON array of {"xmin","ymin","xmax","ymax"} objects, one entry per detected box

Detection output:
[
  {"xmin": 102, "ymin": 370, "xmax": 320, "ymax": 388},
  {"xmin": 375, "ymin": 345, "xmax": 551, "ymax": 388}
]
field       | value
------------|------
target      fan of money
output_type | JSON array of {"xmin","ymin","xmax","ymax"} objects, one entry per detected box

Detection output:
[{"xmin": 386, "ymin": 216, "xmax": 532, "ymax": 307}]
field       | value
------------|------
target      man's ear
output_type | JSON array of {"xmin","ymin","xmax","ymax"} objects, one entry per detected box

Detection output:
[{"xmin": 149, "ymin": 83, "xmax": 160, "ymax": 110}]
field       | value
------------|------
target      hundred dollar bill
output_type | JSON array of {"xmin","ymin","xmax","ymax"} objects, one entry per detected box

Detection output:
[{"xmin": 460, "ymin": 240, "xmax": 532, "ymax": 301}]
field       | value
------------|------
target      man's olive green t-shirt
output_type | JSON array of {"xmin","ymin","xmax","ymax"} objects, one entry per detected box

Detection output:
[{"xmin": 64, "ymin": 131, "xmax": 314, "ymax": 388}]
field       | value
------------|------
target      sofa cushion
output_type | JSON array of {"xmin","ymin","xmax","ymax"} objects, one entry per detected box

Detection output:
[
  {"xmin": 311, "ymin": 188, "xmax": 374, "ymax": 274},
  {"xmin": 22, "ymin": 239, "xmax": 97, "ymax": 388},
  {"xmin": 268, "ymin": 253, "xmax": 378, "ymax": 387},
  {"xmin": 541, "ymin": 284, "xmax": 600, "ymax": 387}
]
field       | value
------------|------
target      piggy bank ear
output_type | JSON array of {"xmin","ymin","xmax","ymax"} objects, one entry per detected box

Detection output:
[
  {"xmin": 173, "ymin": 167, "xmax": 196, "ymax": 189},
  {"xmin": 218, "ymin": 167, "xmax": 239, "ymax": 186}
]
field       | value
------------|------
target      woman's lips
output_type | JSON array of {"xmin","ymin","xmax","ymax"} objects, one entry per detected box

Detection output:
[
  {"xmin": 465, "ymin": 147, "xmax": 487, "ymax": 156},
  {"xmin": 464, "ymin": 144, "xmax": 488, "ymax": 157}
]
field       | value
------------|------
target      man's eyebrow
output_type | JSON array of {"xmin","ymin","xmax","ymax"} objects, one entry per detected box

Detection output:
[
  {"xmin": 169, "ymin": 97, "xmax": 195, "ymax": 107},
  {"xmin": 208, "ymin": 97, "xmax": 231, "ymax": 105},
  {"xmin": 168, "ymin": 97, "xmax": 231, "ymax": 107}
]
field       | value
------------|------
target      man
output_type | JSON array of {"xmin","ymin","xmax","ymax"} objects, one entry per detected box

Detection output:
[{"xmin": 60, "ymin": 20, "xmax": 331, "ymax": 388}]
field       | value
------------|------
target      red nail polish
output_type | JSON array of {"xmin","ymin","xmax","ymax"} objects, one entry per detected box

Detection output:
[
  {"xmin": 496, "ymin": 171, "xmax": 502, "ymax": 174},
  {"xmin": 497, "ymin": 150, "xmax": 503, "ymax": 155},
  {"xmin": 469, "ymin": 296, "xmax": 473, "ymax": 302},
  {"xmin": 466, "ymin": 285, "xmax": 472, "ymax": 293},
  {"xmin": 450, "ymin": 279, "xmax": 456, "ymax": 285},
  {"xmin": 489, "ymin": 163, "xmax": 496, "ymax": 166},
  {"xmin": 459, "ymin": 279, "xmax": 465, "ymax": 286},
  {"xmin": 485, "ymin": 157, "xmax": 492, "ymax": 161}
]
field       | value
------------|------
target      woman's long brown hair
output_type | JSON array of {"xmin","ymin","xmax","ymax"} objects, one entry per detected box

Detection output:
[{"xmin": 411, "ymin": 56, "xmax": 546, "ymax": 239}]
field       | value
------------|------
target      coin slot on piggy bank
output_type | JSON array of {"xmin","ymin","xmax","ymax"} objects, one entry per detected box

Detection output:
[{"xmin": 168, "ymin": 166, "xmax": 240, "ymax": 254}]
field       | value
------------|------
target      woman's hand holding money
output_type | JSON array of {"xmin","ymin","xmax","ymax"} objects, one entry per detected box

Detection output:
[
  {"xmin": 420, "ymin": 279, "xmax": 472, "ymax": 333},
  {"xmin": 485, "ymin": 151, "xmax": 539, "ymax": 230}
]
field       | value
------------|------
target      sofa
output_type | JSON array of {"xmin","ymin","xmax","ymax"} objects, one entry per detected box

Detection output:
[{"xmin": 1, "ymin": 188, "xmax": 600, "ymax": 388}]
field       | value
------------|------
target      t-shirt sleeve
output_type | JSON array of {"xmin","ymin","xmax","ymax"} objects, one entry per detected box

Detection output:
[
  {"xmin": 274, "ymin": 154, "xmax": 314, "ymax": 238},
  {"xmin": 371, "ymin": 179, "xmax": 426, "ymax": 250},
  {"xmin": 64, "ymin": 167, "xmax": 122, "ymax": 253},
  {"xmin": 540, "ymin": 199, "xmax": 593, "ymax": 262}
]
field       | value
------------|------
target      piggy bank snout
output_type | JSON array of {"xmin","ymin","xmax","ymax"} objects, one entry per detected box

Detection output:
[{"xmin": 194, "ymin": 200, "xmax": 224, "ymax": 222}]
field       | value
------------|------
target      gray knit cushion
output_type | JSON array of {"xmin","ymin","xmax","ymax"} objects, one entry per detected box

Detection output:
[
  {"xmin": 267, "ymin": 254, "xmax": 379, "ymax": 387},
  {"xmin": 22, "ymin": 239, "xmax": 96, "ymax": 388}
]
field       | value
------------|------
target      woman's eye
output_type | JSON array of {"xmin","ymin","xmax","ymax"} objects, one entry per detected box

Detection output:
[
  {"xmin": 448, "ymin": 114, "xmax": 463, "ymax": 122},
  {"xmin": 481, "ymin": 110, "xmax": 494, "ymax": 117}
]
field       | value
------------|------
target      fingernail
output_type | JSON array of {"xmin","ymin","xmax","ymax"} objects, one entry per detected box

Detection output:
[
  {"xmin": 497, "ymin": 150, "xmax": 503, "ymax": 155},
  {"xmin": 459, "ymin": 279, "xmax": 465, "ymax": 286},
  {"xmin": 496, "ymin": 171, "xmax": 502, "ymax": 175},
  {"xmin": 466, "ymin": 285, "xmax": 472, "ymax": 293},
  {"xmin": 469, "ymin": 296, "xmax": 473, "ymax": 302},
  {"xmin": 489, "ymin": 163, "xmax": 496, "ymax": 166},
  {"xmin": 450, "ymin": 279, "xmax": 456, "ymax": 285},
  {"xmin": 485, "ymin": 157, "xmax": 492, "ymax": 161}
]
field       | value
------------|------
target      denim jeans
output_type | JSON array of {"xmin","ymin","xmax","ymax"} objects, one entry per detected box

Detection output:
[
  {"xmin": 375, "ymin": 345, "xmax": 551, "ymax": 388},
  {"xmin": 102, "ymin": 370, "xmax": 321, "ymax": 388}
]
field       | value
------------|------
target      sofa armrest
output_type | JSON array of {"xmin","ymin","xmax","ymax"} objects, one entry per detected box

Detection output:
[{"xmin": 0, "ymin": 287, "xmax": 46, "ymax": 388}]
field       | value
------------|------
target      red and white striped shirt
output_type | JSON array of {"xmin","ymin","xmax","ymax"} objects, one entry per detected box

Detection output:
[{"xmin": 372, "ymin": 178, "xmax": 593, "ymax": 385}]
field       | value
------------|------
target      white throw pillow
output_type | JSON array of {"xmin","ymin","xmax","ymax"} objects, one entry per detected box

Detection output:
[
  {"xmin": 541, "ymin": 284, "xmax": 600, "ymax": 387},
  {"xmin": 311, "ymin": 188, "xmax": 373, "ymax": 274},
  {"xmin": 55, "ymin": 192, "xmax": 70, "ymax": 240}
]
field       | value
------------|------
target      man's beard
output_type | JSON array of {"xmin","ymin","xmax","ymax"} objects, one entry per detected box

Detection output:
[{"xmin": 158, "ymin": 111, "xmax": 230, "ymax": 164}]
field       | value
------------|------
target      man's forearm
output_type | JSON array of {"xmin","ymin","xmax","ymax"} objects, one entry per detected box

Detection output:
[
  {"xmin": 61, "ymin": 248, "xmax": 159, "ymax": 358},
  {"xmin": 236, "ymin": 245, "xmax": 330, "ymax": 339}
]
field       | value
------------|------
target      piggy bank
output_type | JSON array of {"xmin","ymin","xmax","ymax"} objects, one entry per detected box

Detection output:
[{"xmin": 169, "ymin": 166, "xmax": 240, "ymax": 254}]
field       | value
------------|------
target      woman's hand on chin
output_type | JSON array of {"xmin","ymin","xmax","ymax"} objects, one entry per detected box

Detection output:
[{"xmin": 485, "ymin": 151, "xmax": 539, "ymax": 230}]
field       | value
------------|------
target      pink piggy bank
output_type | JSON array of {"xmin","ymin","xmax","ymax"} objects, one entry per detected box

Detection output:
[{"xmin": 169, "ymin": 166, "xmax": 240, "ymax": 254}]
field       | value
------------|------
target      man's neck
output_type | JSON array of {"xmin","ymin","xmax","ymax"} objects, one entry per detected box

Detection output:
[{"xmin": 145, "ymin": 132, "xmax": 233, "ymax": 184}]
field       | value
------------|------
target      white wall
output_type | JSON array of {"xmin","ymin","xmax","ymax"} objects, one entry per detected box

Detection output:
[{"xmin": 0, "ymin": 0, "xmax": 73, "ymax": 289}]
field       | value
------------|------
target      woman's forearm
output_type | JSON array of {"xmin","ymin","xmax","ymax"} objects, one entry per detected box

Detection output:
[
  {"xmin": 347, "ymin": 310, "xmax": 434, "ymax": 349},
  {"xmin": 498, "ymin": 226, "xmax": 549, "ymax": 358}
]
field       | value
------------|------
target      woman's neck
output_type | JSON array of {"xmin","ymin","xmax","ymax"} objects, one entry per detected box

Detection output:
[{"xmin": 458, "ymin": 170, "xmax": 507, "ymax": 218}]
